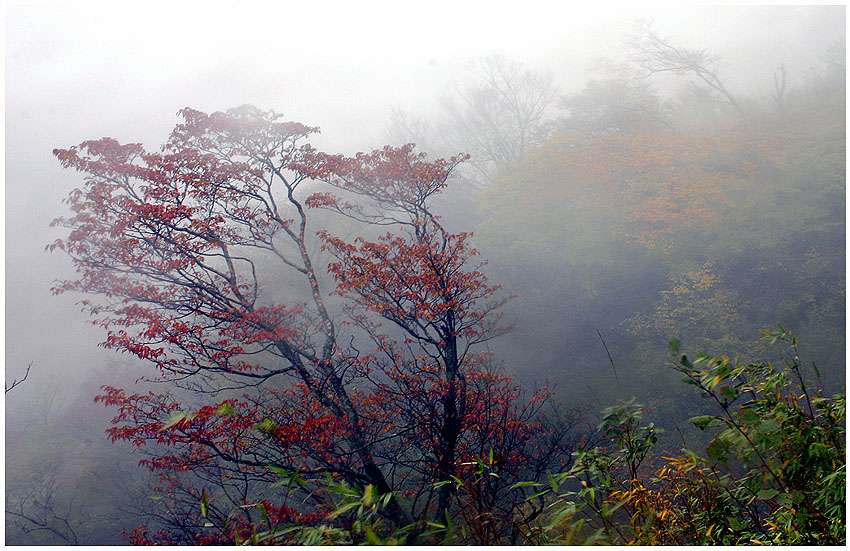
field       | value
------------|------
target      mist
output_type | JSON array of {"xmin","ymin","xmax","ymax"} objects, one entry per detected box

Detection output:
[{"xmin": 5, "ymin": 3, "xmax": 845, "ymax": 545}]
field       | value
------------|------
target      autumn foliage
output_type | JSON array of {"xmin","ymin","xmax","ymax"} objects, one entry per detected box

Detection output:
[{"xmin": 50, "ymin": 106, "xmax": 578, "ymax": 543}]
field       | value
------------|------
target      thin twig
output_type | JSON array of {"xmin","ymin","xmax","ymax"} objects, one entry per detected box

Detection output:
[
  {"xmin": 596, "ymin": 329, "xmax": 621, "ymax": 392},
  {"xmin": 5, "ymin": 362, "xmax": 32, "ymax": 394}
]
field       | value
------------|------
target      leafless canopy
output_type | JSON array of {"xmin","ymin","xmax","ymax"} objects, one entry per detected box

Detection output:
[
  {"xmin": 441, "ymin": 54, "xmax": 557, "ymax": 185},
  {"xmin": 629, "ymin": 20, "xmax": 743, "ymax": 116}
]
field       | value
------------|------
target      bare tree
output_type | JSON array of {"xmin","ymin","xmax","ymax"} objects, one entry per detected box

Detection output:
[
  {"xmin": 628, "ymin": 20, "xmax": 744, "ymax": 117},
  {"xmin": 384, "ymin": 108, "xmax": 435, "ymax": 153},
  {"xmin": 6, "ymin": 477, "xmax": 81, "ymax": 545},
  {"xmin": 439, "ymin": 54, "xmax": 557, "ymax": 186}
]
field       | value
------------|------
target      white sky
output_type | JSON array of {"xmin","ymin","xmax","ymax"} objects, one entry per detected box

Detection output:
[{"xmin": 2, "ymin": 1, "xmax": 845, "ymax": 391}]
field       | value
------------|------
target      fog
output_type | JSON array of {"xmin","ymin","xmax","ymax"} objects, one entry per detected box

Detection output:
[{"xmin": 5, "ymin": 3, "xmax": 845, "ymax": 545}]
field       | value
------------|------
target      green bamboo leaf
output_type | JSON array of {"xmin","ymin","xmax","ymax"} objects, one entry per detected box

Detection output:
[
  {"xmin": 266, "ymin": 465, "xmax": 289, "ymax": 477},
  {"xmin": 362, "ymin": 484, "xmax": 375, "ymax": 507},
  {"xmin": 327, "ymin": 484, "xmax": 359, "ymax": 497},
  {"xmin": 326, "ymin": 501, "xmax": 359, "ymax": 520},
  {"xmin": 363, "ymin": 524, "xmax": 382, "ymax": 545},
  {"xmin": 545, "ymin": 502, "xmax": 577, "ymax": 530},
  {"xmin": 528, "ymin": 488, "xmax": 552, "ymax": 500},
  {"xmin": 511, "ymin": 481, "xmax": 543, "ymax": 489},
  {"xmin": 547, "ymin": 472, "xmax": 560, "ymax": 492},
  {"xmin": 426, "ymin": 522, "xmax": 446, "ymax": 529}
]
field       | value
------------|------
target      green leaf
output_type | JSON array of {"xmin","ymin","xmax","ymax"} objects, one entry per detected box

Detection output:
[
  {"xmin": 444, "ymin": 508, "xmax": 455, "ymax": 534},
  {"xmin": 757, "ymin": 419, "xmax": 780, "ymax": 433},
  {"xmin": 545, "ymin": 502, "xmax": 577, "ymax": 530},
  {"xmin": 527, "ymin": 489, "xmax": 552, "ymax": 500},
  {"xmin": 694, "ymin": 353, "xmax": 714, "ymax": 365},
  {"xmin": 511, "ymin": 481, "xmax": 543, "ymax": 489},
  {"xmin": 327, "ymin": 484, "xmax": 360, "ymax": 497},
  {"xmin": 255, "ymin": 418, "xmax": 277, "ymax": 433},
  {"xmin": 362, "ymin": 484, "xmax": 375, "ymax": 507},
  {"xmin": 327, "ymin": 501, "xmax": 359, "ymax": 520},
  {"xmin": 776, "ymin": 492, "xmax": 794, "ymax": 507},
  {"xmin": 757, "ymin": 488, "xmax": 779, "ymax": 501},
  {"xmin": 266, "ymin": 465, "xmax": 289, "ymax": 477},
  {"xmin": 216, "ymin": 402, "xmax": 235, "ymax": 416},
  {"xmin": 267, "ymin": 465, "xmax": 306, "ymax": 490},
  {"xmin": 719, "ymin": 385, "xmax": 739, "ymax": 400},
  {"xmin": 729, "ymin": 517, "xmax": 743, "ymax": 531},
  {"xmin": 547, "ymin": 472, "xmax": 559, "ymax": 492},
  {"xmin": 363, "ymin": 524, "xmax": 382, "ymax": 545},
  {"xmin": 425, "ymin": 521, "xmax": 446, "ymax": 529},
  {"xmin": 738, "ymin": 408, "xmax": 760, "ymax": 426},
  {"xmin": 606, "ymin": 497, "xmax": 627, "ymax": 516},
  {"xmin": 689, "ymin": 415, "xmax": 717, "ymax": 429},
  {"xmin": 200, "ymin": 491, "xmax": 209, "ymax": 517},
  {"xmin": 669, "ymin": 339, "xmax": 681, "ymax": 354},
  {"xmin": 706, "ymin": 438, "xmax": 731, "ymax": 464},
  {"xmin": 162, "ymin": 410, "xmax": 195, "ymax": 429},
  {"xmin": 808, "ymin": 441, "xmax": 830, "ymax": 459}
]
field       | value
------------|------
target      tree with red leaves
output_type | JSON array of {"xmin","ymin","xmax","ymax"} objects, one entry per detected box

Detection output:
[{"xmin": 51, "ymin": 106, "xmax": 581, "ymax": 544}]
